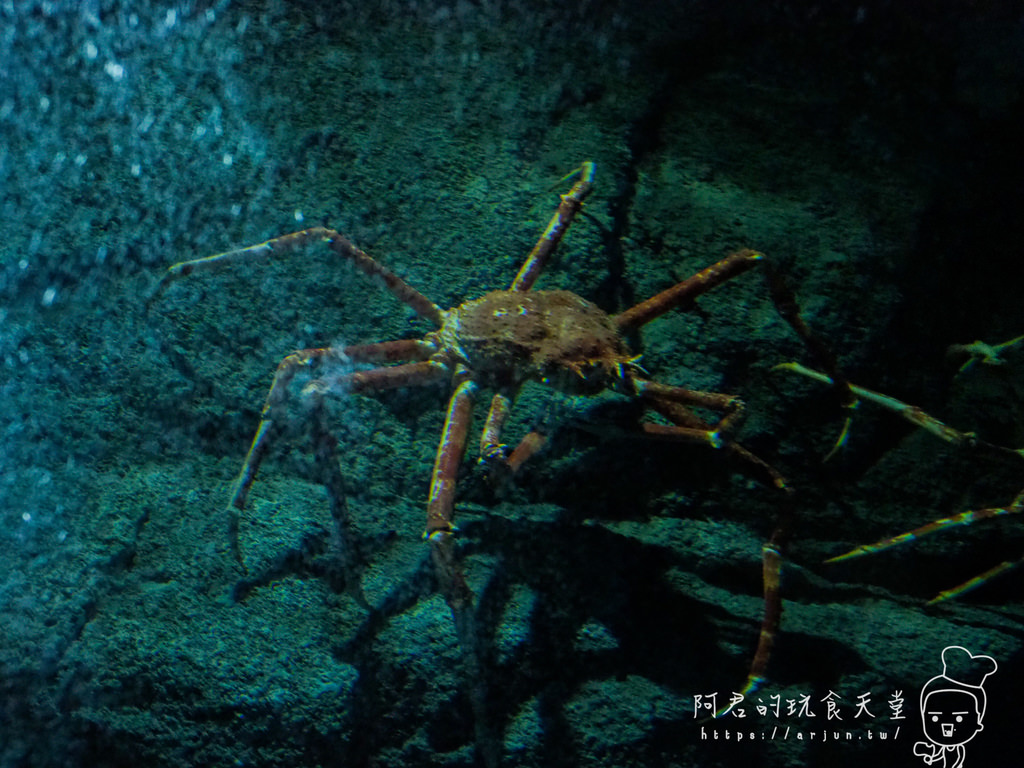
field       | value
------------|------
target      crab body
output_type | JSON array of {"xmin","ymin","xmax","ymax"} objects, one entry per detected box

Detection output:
[{"xmin": 436, "ymin": 289, "xmax": 632, "ymax": 394}]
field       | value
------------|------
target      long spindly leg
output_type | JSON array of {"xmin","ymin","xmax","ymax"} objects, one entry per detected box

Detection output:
[
  {"xmin": 780, "ymin": 363, "xmax": 1024, "ymax": 601},
  {"xmin": 614, "ymin": 250, "xmax": 856, "ymax": 416},
  {"xmin": 509, "ymin": 162, "xmax": 596, "ymax": 292},
  {"xmin": 629, "ymin": 414, "xmax": 792, "ymax": 705},
  {"xmin": 633, "ymin": 377, "xmax": 792, "ymax": 703},
  {"xmin": 633, "ymin": 378, "xmax": 788, "ymax": 490},
  {"xmin": 425, "ymin": 371, "xmax": 478, "ymax": 611},
  {"xmin": 827, "ymin": 490, "xmax": 1024, "ymax": 603},
  {"xmin": 615, "ymin": 249, "xmax": 764, "ymax": 331},
  {"xmin": 150, "ymin": 227, "xmax": 445, "ymax": 327},
  {"xmin": 231, "ymin": 340, "xmax": 442, "ymax": 511},
  {"xmin": 777, "ymin": 362, "xmax": 1024, "ymax": 462},
  {"xmin": 422, "ymin": 372, "xmax": 501, "ymax": 768}
]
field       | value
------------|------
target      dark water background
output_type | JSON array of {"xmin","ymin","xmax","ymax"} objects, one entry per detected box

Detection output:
[{"xmin": 1, "ymin": 1, "xmax": 1022, "ymax": 765}]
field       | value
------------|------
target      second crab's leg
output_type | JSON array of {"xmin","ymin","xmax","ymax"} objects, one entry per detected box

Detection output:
[
  {"xmin": 828, "ymin": 490, "xmax": 1024, "ymax": 602},
  {"xmin": 780, "ymin": 363, "xmax": 1024, "ymax": 601},
  {"xmin": 776, "ymin": 362, "xmax": 1024, "ymax": 462}
]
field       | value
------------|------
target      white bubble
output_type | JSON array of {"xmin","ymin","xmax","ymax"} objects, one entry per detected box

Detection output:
[
  {"xmin": 42, "ymin": 287, "xmax": 57, "ymax": 306},
  {"xmin": 104, "ymin": 61, "xmax": 125, "ymax": 81}
]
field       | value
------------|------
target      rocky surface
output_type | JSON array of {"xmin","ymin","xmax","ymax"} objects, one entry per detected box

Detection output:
[{"xmin": 1, "ymin": 1, "xmax": 1021, "ymax": 766}]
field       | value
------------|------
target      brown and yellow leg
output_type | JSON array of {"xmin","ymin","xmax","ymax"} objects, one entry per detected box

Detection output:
[
  {"xmin": 425, "ymin": 370, "xmax": 478, "ymax": 611},
  {"xmin": 150, "ymin": 228, "xmax": 445, "ymax": 326},
  {"xmin": 423, "ymin": 371, "xmax": 504, "ymax": 768},
  {"xmin": 827, "ymin": 490, "xmax": 1024, "ymax": 603},
  {"xmin": 634, "ymin": 379, "xmax": 745, "ymax": 446},
  {"xmin": 509, "ymin": 162, "xmax": 596, "ymax": 292},
  {"xmin": 717, "ymin": 523, "xmax": 789, "ymax": 715},
  {"xmin": 630, "ymin": 377, "xmax": 790, "ymax": 703},
  {"xmin": 231, "ymin": 342, "xmax": 443, "ymax": 511},
  {"xmin": 634, "ymin": 378, "xmax": 788, "ymax": 491},
  {"xmin": 631, "ymin": 395, "xmax": 790, "ymax": 707},
  {"xmin": 614, "ymin": 251, "xmax": 856, "ymax": 415},
  {"xmin": 614, "ymin": 249, "xmax": 765, "ymax": 331},
  {"xmin": 478, "ymin": 392, "xmax": 514, "ymax": 464},
  {"xmin": 476, "ymin": 390, "xmax": 551, "ymax": 478}
]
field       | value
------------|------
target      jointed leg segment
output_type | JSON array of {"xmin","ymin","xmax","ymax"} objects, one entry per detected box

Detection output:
[
  {"xmin": 231, "ymin": 342, "xmax": 446, "ymax": 512},
  {"xmin": 426, "ymin": 371, "xmax": 478, "ymax": 610},
  {"xmin": 780, "ymin": 361, "xmax": 1024, "ymax": 600},
  {"xmin": 151, "ymin": 228, "xmax": 445, "ymax": 326}
]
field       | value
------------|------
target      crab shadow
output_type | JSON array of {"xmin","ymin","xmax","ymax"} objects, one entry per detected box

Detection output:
[{"xmin": 229, "ymin": 481, "xmax": 771, "ymax": 766}]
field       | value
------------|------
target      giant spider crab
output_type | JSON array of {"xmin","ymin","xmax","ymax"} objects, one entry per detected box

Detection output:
[{"xmin": 153, "ymin": 161, "xmax": 852, "ymax": 700}]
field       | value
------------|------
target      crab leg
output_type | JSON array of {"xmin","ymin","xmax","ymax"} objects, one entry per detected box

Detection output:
[
  {"xmin": 777, "ymin": 362, "xmax": 1024, "ymax": 462},
  {"xmin": 506, "ymin": 431, "xmax": 549, "ymax": 473},
  {"xmin": 718, "ymin": 525, "xmax": 790, "ymax": 711},
  {"xmin": 932, "ymin": 555, "xmax": 1024, "ymax": 603},
  {"xmin": 477, "ymin": 392, "xmax": 551, "ymax": 476},
  {"xmin": 423, "ymin": 372, "xmax": 502, "ymax": 768},
  {"xmin": 510, "ymin": 162, "xmax": 596, "ymax": 292},
  {"xmin": 615, "ymin": 249, "xmax": 764, "ymax": 331},
  {"xmin": 232, "ymin": 348, "xmax": 447, "ymax": 511},
  {"xmin": 781, "ymin": 364, "xmax": 1024, "ymax": 600},
  {"xmin": 479, "ymin": 392, "xmax": 514, "ymax": 462},
  {"xmin": 343, "ymin": 339, "xmax": 438, "ymax": 365},
  {"xmin": 151, "ymin": 228, "xmax": 445, "ymax": 327},
  {"xmin": 630, "ymin": 376, "xmax": 790, "ymax": 704},
  {"xmin": 632, "ymin": 378, "xmax": 788, "ymax": 491},
  {"xmin": 635, "ymin": 379, "xmax": 745, "ymax": 442},
  {"xmin": 426, "ymin": 372, "xmax": 478, "ymax": 610},
  {"xmin": 827, "ymin": 490, "xmax": 1024, "ymax": 602},
  {"xmin": 615, "ymin": 251, "xmax": 855, "ymax": 413}
]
